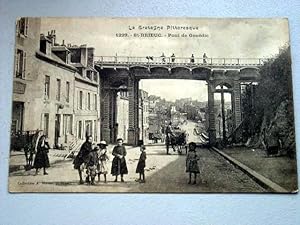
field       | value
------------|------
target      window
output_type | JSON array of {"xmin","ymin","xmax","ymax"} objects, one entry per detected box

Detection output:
[
  {"xmin": 17, "ymin": 18, "xmax": 28, "ymax": 36},
  {"xmin": 11, "ymin": 120, "xmax": 18, "ymax": 134},
  {"xmin": 87, "ymin": 70, "xmax": 92, "ymax": 80},
  {"xmin": 44, "ymin": 76, "xmax": 50, "ymax": 99},
  {"xmin": 56, "ymin": 79, "xmax": 61, "ymax": 101},
  {"xmin": 87, "ymin": 93, "xmax": 91, "ymax": 110},
  {"xmin": 85, "ymin": 120, "xmax": 92, "ymax": 137},
  {"xmin": 78, "ymin": 121, "xmax": 82, "ymax": 139},
  {"xmin": 63, "ymin": 114, "xmax": 72, "ymax": 135},
  {"xmin": 79, "ymin": 91, "xmax": 83, "ymax": 109},
  {"xmin": 66, "ymin": 81, "xmax": 70, "ymax": 103},
  {"xmin": 15, "ymin": 49, "xmax": 26, "ymax": 78},
  {"xmin": 43, "ymin": 113, "xmax": 49, "ymax": 137},
  {"xmin": 70, "ymin": 49, "xmax": 81, "ymax": 63},
  {"xmin": 94, "ymin": 94, "xmax": 97, "ymax": 110},
  {"xmin": 94, "ymin": 120, "xmax": 97, "ymax": 141},
  {"xmin": 93, "ymin": 72, "xmax": 98, "ymax": 82}
]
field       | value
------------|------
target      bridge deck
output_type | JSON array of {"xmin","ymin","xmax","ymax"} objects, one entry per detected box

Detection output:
[{"xmin": 95, "ymin": 56, "xmax": 269, "ymax": 69}]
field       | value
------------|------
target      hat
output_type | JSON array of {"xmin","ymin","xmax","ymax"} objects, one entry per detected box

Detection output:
[{"xmin": 98, "ymin": 140, "xmax": 108, "ymax": 146}]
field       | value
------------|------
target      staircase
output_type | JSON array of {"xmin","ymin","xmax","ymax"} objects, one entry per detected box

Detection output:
[
  {"xmin": 64, "ymin": 137, "xmax": 85, "ymax": 160},
  {"xmin": 226, "ymin": 118, "xmax": 246, "ymax": 144}
]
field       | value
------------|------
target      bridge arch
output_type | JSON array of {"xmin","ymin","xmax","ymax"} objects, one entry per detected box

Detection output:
[
  {"xmin": 215, "ymin": 82, "xmax": 233, "ymax": 89},
  {"xmin": 97, "ymin": 56, "xmax": 265, "ymax": 146}
]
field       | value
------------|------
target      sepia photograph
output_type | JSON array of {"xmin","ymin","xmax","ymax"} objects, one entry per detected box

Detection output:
[{"xmin": 8, "ymin": 17, "xmax": 298, "ymax": 193}]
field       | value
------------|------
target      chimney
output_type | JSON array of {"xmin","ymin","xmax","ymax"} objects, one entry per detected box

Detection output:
[{"xmin": 62, "ymin": 40, "xmax": 65, "ymax": 46}]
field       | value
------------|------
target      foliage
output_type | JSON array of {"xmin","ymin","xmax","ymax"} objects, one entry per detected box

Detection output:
[{"xmin": 241, "ymin": 46, "xmax": 295, "ymax": 155}]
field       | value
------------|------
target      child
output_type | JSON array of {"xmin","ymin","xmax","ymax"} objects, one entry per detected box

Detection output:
[
  {"xmin": 86, "ymin": 146, "xmax": 99, "ymax": 185},
  {"xmin": 97, "ymin": 141, "xmax": 109, "ymax": 183},
  {"xmin": 136, "ymin": 145, "xmax": 147, "ymax": 183},
  {"xmin": 186, "ymin": 142, "xmax": 200, "ymax": 184}
]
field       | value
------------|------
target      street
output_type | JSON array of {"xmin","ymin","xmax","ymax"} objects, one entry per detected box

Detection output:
[{"xmin": 9, "ymin": 120, "xmax": 266, "ymax": 193}]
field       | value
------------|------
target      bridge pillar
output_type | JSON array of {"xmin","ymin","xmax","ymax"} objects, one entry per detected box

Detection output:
[
  {"xmin": 127, "ymin": 75, "xmax": 139, "ymax": 146},
  {"xmin": 233, "ymin": 80, "xmax": 242, "ymax": 127},
  {"xmin": 207, "ymin": 82, "xmax": 216, "ymax": 145},
  {"xmin": 101, "ymin": 89, "xmax": 117, "ymax": 144}
]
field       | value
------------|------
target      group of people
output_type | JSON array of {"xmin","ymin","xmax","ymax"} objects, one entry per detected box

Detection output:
[
  {"xmin": 158, "ymin": 53, "xmax": 208, "ymax": 63},
  {"xmin": 27, "ymin": 131, "xmax": 201, "ymax": 186},
  {"xmin": 73, "ymin": 136, "xmax": 147, "ymax": 185}
]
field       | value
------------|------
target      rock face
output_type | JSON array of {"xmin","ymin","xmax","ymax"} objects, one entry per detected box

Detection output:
[
  {"xmin": 247, "ymin": 99, "xmax": 295, "ymax": 157},
  {"xmin": 236, "ymin": 46, "xmax": 296, "ymax": 157}
]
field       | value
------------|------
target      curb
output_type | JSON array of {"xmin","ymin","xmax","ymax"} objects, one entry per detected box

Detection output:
[{"xmin": 211, "ymin": 147, "xmax": 289, "ymax": 193}]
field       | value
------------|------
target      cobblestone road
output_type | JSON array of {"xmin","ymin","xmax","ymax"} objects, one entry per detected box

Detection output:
[
  {"xmin": 9, "ymin": 120, "xmax": 266, "ymax": 192},
  {"xmin": 9, "ymin": 146, "xmax": 266, "ymax": 193}
]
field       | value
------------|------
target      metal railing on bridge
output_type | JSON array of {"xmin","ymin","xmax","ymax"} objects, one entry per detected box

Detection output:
[{"xmin": 94, "ymin": 56, "xmax": 270, "ymax": 68}]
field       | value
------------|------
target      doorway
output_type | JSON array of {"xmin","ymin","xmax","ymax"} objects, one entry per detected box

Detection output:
[{"xmin": 54, "ymin": 114, "xmax": 60, "ymax": 147}]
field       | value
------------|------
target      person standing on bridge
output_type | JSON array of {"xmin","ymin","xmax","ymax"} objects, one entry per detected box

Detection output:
[
  {"xmin": 203, "ymin": 53, "xmax": 208, "ymax": 64},
  {"xmin": 171, "ymin": 53, "xmax": 175, "ymax": 62},
  {"xmin": 190, "ymin": 54, "xmax": 195, "ymax": 63},
  {"xmin": 111, "ymin": 138, "xmax": 128, "ymax": 182},
  {"xmin": 186, "ymin": 142, "xmax": 200, "ymax": 185},
  {"xmin": 161, "ymin": 53, "xmax": 166, "ymax": 63}
]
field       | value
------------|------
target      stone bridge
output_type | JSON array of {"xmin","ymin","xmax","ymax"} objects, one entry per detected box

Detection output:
[{"xmin": 95, "ymin": 56, "xmax": 268, "ymax": 146}]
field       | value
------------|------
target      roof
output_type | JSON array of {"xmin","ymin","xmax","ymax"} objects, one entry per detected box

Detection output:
[
  {"xmin": 70, "ymin": 62, "xmax": 85, "ymax": 68},
  {"xmin": 40, "ymin": 35, "xmax": 52, "ymax": 42},
  {"xmin": 52, "ymin": 45, "xmax": 70, "ymax": 52},
  {"xmin": 87, "ymin": 66, "xmax": 97, "ymax": 72},
  {"xmin": 36, "ymin": 51, "xmax": 77, "ymax": 72}
]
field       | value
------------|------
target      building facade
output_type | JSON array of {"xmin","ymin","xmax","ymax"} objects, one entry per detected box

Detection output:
[
  {"xmin": 139, "ymin": 90, "xmax": 149, "ymax": 144},
  {"xmin": 115, "ymin": 89, "xmax": 149, "ymax": 144},
  {"xmin": 11, "ymin": 18, "xmax": 100, "ymax": 150},
  {"xmin": 69, "ymin": 45, "xmax": 100, "ymax": 143},
  {"xmin": 116, "ymin": 90, "xmax": 129, "ymax": 142}
]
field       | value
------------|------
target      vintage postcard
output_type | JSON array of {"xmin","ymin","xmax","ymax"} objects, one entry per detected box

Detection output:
[{"xmin": 9, "ymin": 17, "xmax": 297, "ymax": 193}]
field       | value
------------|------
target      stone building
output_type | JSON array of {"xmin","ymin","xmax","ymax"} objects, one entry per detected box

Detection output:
[
  {"xmin": 139, "ymin": 90, "xmax": 149, "ymax": 144},
  {"xmin": 68, "ymin": 45, "xmax": 100, "ymax": 143},
  {"xmin": 116, "ymin": 90, "xmax": 129, "ymax": 142},
  {"xmin": 12, "ymin": 18, "xmax": 41, "ymax": 135},
  {"xmin": 12, "ymin": 18, "xmax": 77, "ymax": 148},
  {"xmin": 11, "ymin": 17, "xmax": 100, "ymax": 150},
  {"xmin": 115, "ymin": 89, "xmax": 149, "ymax": 144}
]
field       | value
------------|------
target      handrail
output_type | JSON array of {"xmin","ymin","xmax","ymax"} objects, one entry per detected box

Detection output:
[{"xmin": 94, "ymin": 56, "xmax": 269, "ymax": 67}]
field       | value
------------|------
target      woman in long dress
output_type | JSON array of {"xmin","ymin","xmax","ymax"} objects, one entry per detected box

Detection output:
[
  {"xmin": 111, "ymin": 138, "xmax": 128, "ymax": 182},
  {"xmin": 33, "ymin": 135, "xmax": 50, "ymax": 175}
]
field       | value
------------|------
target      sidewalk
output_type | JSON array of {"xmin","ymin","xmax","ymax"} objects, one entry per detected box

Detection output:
[
  {"xmin": 9, "ymin": 150, "xmax": 71, "ymax": 173},
  {"xmin": 220, "ymin": 146, "xmax": 298, "ymax": 192},
  {"xmin": 9, "ymin": 144, "xmax": 136, "ymax": 173}
]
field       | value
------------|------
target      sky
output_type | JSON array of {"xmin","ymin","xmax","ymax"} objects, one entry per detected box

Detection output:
[{"xmin": 41, "ymin": 18, "xmax": 289, "ymax": 102}]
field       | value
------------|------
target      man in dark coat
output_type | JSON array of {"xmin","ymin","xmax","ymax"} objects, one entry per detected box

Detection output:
[
  {"xmin": 165, "ymin": 122, "xmax": 175, "ymax": 154},
  {"xmin": 111, "ymin": 138, "xmax": 128, "ymax": 182},
  {"xmin": 73, "ymin": 135, "xmax": 93, "ymax": 184}
]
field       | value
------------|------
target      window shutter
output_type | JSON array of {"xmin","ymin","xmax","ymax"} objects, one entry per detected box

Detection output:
[
  {"xmin": 22, "ymin": 51, "xmax": 27, "ymax": 78},
  {"xmin": 16, "ymin": 19, "xmax": 20, "ymax": 35},
  {"xmin": 24, "ymin": 18, "xmax": 28, "ymax": 36},
  {"xmin": 76, "ymin": 91, "xmax": 79, "ymax": 109},
  {"xmin": 14, "ymin": 50, "xmax": 18, "ymax": 77}
]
